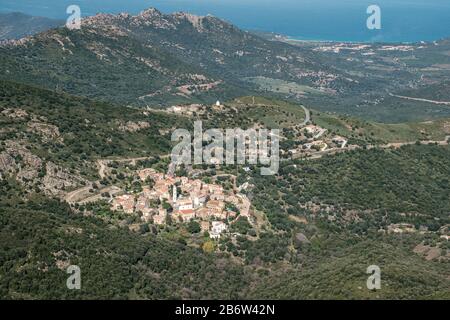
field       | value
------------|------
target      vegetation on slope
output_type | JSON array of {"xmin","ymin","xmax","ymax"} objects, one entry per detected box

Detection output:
[{"xmin": 0, "ymin": 80, "xmax": 187, "ymax": 177}]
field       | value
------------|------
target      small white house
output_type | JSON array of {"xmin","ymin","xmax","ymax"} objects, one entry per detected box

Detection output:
[{"xmin": 210, "ymin": 221, "xmax": 227, "ymax": 239}]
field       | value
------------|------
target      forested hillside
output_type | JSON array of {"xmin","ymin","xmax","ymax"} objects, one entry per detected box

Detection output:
[{"xmin": 1, "ymin": 83, "xmax": 449, "ymax": 299}]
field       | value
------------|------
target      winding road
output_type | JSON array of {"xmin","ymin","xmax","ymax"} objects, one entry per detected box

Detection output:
[
  {"xmin": 292, "ymin": 136, "xmax": 450, "ymax": 161},
  {"xmin": 300, "ymin": 106, "xmax": 311, "ymax": 126}
]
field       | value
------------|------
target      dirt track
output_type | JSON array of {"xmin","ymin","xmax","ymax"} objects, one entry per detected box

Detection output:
[
  {"xmin": 389, "ymin": 93, "xmax": 450, "ymax": 106},
  {"xmin": 293, "ymin": 136, "xmax": 450, "ymax": 161}
]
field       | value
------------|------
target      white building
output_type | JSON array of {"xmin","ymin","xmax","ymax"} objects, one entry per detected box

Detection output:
[
  {"xmin": 210, "ymin": 221, "xmax": 227, "ymax": 239},
  {"xmin": 177, "ymin": 197, "xmax": 193, "ymax": 211}
]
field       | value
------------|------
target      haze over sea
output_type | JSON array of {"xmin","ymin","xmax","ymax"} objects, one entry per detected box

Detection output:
[{"xmin": 1, "ymin": 0, "xmax": 449, "ymax": 43}]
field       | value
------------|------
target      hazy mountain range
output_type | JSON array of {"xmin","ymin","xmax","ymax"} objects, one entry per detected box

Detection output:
[
  {"xmin": 0, "ymin": 12, "xmax": 63, "ymax": 40},
  {"xmin": 1, "ymin": 8, "xmax": 450, "ymax": 122}
]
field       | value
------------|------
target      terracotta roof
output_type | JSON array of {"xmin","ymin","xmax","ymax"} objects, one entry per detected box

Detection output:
[{"xmin": 178, "ymin": 209, "xmax": 195, "ymax": 215}]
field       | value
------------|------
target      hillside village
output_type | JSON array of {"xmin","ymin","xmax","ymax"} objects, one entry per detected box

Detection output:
[{"xmin": 110, "ymin": 167, "xmax": 252, "ymax": 239}]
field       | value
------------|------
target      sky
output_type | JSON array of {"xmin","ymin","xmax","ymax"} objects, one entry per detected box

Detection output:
[{"xmin": 1, "ymin": 0, "xmax": 449, "ymax": 42}]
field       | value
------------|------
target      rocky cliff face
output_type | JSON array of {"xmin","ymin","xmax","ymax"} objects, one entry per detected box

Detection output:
[{"xmin": 0, "ymin": 140, "xmax": 87, "ymax": 198}]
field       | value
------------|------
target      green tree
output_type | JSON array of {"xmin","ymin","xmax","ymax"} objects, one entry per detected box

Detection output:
[{"xmin": 187, "ymin": 220, "xmax": 201, "ymax": 234}]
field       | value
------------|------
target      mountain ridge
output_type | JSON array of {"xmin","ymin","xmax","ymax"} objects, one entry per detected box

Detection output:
[
  {"xmin": 1, "ymin": 8, "xmax": 450, "ymax": 122},
  {"xmin": 0, "ymin": 12, "xmax": 63, "ymax": 40},
  {"xmin": 0, "ymin": 7, "xmax": 355, "ymax": 107}
]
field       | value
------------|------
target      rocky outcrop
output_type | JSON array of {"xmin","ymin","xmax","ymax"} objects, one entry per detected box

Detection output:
[
  {"xmin": 294, "ymin": 232, "xmax": 310, "ymax": 248},
  {"xmin": 0, "ymin": 140, "xmax": 87, "ymax": 197},
  {"xmin": 27, "ymin": 121, "xmax": 62, "ymax": 142},
  {"xmin": 42, "ymin": 162, "xmax": 87, "ymax": 197},
  {"xmin": 1, "ymin": 108, "xmax": 29, "ymax": 119},
  {"xmin": 173, "ymin": 12, "xmax": 206, "ymax": 32},
  {"xmin": 132, "ymin": 8, "xmax": 176, "ymax": 29},
  {"xmin": 0, "ymin": 152, "xmax": 15, "ymax": 173}
]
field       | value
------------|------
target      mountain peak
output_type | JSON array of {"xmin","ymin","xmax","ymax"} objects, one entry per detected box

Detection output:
[
  {"xmin": 131, "ymin": 7, "xmax": 175, "ymax": 29},
  {"xmin": 84, "ymin": 13, "xmax": 118, "ymax": 25},
  {"xmin": 77, "ymin": 8, "xmax": 232, "ymax": 33},
  {"xmin": 172, "ymin": 12, "xmax": 207, "ymax": 32},
  {"xmin": 137, "ymin": 7, "xmax": 163, "ymax": 18}
]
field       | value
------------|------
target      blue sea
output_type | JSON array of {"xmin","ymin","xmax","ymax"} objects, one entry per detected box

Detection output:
[{"xmin": 1, "ymin": 0, "xmax": 450, "ymax": 43}]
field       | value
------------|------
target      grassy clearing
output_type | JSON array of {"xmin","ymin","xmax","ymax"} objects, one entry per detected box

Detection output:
[
  {"xmin": 244, "ymin": 76, "xmax": 327, "ymax": 96},
  {"xmin": 313, "ymin": 111, "xmax": 450, "ymax": 143},
  {"xmin": 229, "ymin": 96, "xmax": 306, "ymax": 129}
]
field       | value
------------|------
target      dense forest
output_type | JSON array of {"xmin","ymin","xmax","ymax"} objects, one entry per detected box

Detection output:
[
  {"xmin": 1, "ymin": 194, "xmax": 448, "ymax": 299},
  {"xmin": 246, "ymin": 145, "xmax": 450, "ymax": 232}
]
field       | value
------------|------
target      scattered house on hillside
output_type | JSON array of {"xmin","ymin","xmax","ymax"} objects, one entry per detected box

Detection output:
[
  {"xmin": 237, "ymin": 182, "xmax": 250, "ymax": 192},
  {"xmin": 438, "ymin": 225, "xmax": 449, "ymax": 240},
  {"xmin": 304, "ymin": 140, "xmax": 328, "ymax": 151},
  {"xmin": 169, "ymin": 106, "xmax": 183, "ymax": 113},
  {"xmin": 136, "ymin": 194, "xmax": 149, "ymax": 208},
  {"xmin": 135, "ymin": 194, "xmax": 153, "ymax": 216},
  {"xmin": 180, "ymin": 177, "xmax": 189, "ymax": 184},
  {"xmin": 139, "ymin": 168, "xmax": 155, "ymax": 181},
  {"xmin": 332, "ymin": 136, "xmax": 348, "ymax": 148},
  {"xmin": 210, "ymin": 221, "xmax": 227, "ymax": 239},
  {"xmin": 225, "ymin": 195, "xmax": 240, "ymax": 206},
  {"xmin": 167, "ymin": 104, "xmax": 203, "ymax": 116},
  {"xmin": 209, "ymin": 209, "xmax": 228, "ymax": 220},
  {"xmin": 304, "ymin": 125, "xmax": 327, "ymax": 139},
  {"xmin": 227, "ymin": 211, "xmax": 237, "ymax": 219}
]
